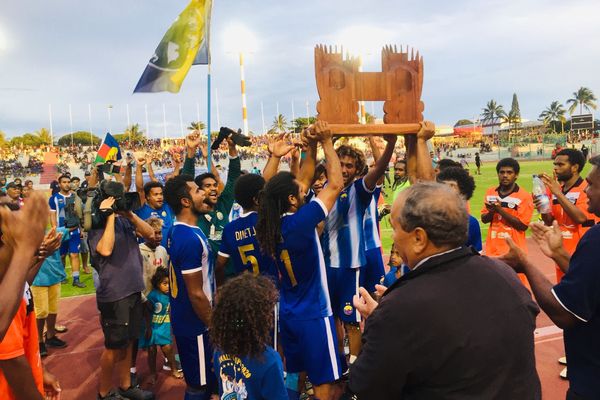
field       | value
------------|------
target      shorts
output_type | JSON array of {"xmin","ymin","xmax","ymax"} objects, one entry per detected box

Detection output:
[
  {"xmin": 31, "ymin": 284, "xmax": 61, "ymax": 318},
  {"xmin": 363, "ymin": 248, "xmax": 385, "ymax": 293},
  {"xmin": 60, "ymin": 228, "xmax": 81, "ymax": 256},
  {"xmin": 175, "ymin": 333, "xmax": 217, "ymax": 390},
  {"xmin": 280, "ymin": 316, "xmax": 342, "ymax": 386},
  {"xmin": 326, "ymin": 266, "xmax": 364, "ymax": 323},
  {"xmin": 97, "ymin": 292, "xmax": 142, "ymax": 349}
]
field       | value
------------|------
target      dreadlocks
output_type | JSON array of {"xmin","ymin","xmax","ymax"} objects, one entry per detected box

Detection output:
[
  {"xmin": 210, "ymin": 273, "xmax": 279, "ymax": 359},
  {"xmin": 256, "ymin": 171, "xmax": 299, "ymax": 259}
]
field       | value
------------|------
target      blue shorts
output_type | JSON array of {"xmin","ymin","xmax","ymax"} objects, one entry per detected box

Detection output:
[
  {"xmin": 363, "ymin": 247, "xmax": 385, "ymax": 293},
  {"xmin": 280, "ymin": 316, "xmax": 342, "ymax": 385},
  {"xmin": 60, "ymin": 228, "xmax": 81, "ymax": 256},
  {"xmin": 327, "ymin": 267, "xmax": 364, "ymax": 323},
  {"xmin": 175, "ymin": 333, "xmax": 216, "ymax": 391}
]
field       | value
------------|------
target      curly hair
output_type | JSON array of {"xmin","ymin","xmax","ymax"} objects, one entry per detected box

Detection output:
[
  {"xmin": 436, "ymin": 166, "xmax": 476, "ymax": 200},
  {"xmin": 336, "ymin": 145, "xmax": 366, "ymax": 179},
  {"xmin": 151, "ymin": 267, "xmax": 169, "ymax": 290},
  {"xmin": 210, "ymin": 274, "xmax": 279, "ymax": 358}
]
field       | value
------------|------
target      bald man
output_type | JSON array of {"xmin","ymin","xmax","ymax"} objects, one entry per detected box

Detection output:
[{"xmin": 349, "ymin": 182, "xmax": 541, "ymax": 399}]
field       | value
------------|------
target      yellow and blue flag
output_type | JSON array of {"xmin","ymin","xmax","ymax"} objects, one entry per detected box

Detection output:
[
  {"xmin": 134, "ymin": 0, "xmax": 212, "ymax": 93},
  {"xmin": 95, "ymin": 133, "xmax": 122, "ymax": 164}
]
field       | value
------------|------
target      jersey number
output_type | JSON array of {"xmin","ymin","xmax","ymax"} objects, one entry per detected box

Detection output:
[
  {"xmin": 280, "ymin": 250, "xmax": 298, "ymax": 287},
  {"xmin": 238, "ymin": 244, "xmax": 259, "ymax": 276}
]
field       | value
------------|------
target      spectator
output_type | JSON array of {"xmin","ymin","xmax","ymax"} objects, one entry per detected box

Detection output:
[
  {"xmin": 88, "ymin": 181, "xmax": 155, "ymax": 400},
  {"xmin": 350, "ymin": 182, "xmax": 541, "ymax": 399},
  {"xmin": 211, "ymin": 274, "xmax": 287, "ymax": 400},
  {"xmin": 31, "ymin": 227, "xmax": 70, "ymax": 358},
  {"xmin": 5, "ymin": 182, "xmax": 23, "ymax": 209},
  {"xmin": 501, "ymin": 154, "xmax": 600, "ymax": 399}
]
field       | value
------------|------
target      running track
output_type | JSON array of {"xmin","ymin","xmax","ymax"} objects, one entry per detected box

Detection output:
[{"xmin": 44, "ymin": 238, "xmax": 568, "ymax": 399}]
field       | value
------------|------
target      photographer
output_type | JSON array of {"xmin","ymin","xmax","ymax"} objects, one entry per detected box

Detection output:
[{"xmin": 87, "ymin": 181, "xmax": 155, "ymax": 400}]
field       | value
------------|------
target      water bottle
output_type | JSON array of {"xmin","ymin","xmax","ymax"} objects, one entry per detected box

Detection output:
[{"xmin": 532, "ymin": 175, "xmax": 550, "ymax": 214}]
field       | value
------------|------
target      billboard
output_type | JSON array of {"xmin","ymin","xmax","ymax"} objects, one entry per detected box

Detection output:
[{"xmin": 571, "ymin": 114, "xmax": 594, "ymax": 130}]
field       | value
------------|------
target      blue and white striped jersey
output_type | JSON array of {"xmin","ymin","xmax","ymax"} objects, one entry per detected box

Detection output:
[
  {"xmin": 363, "ymin": 186, "xmax": 382, "ymax": 251},
  {"xmin": 277, "ymin": 198, "xmax": 332, "ymax": 321},
  {"xmin": 320, "ymin": 178, "xmax": 373, "ymax": 269}
]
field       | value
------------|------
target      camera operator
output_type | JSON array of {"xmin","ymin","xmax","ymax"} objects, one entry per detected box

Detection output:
[{"xmin": 87, "ymin": 181, "xmax": 155, "ymax": 400}]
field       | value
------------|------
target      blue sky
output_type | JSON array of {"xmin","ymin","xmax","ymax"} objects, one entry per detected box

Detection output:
[{"xmin": 1, "ymin": 0, "xmax": 599, "ymax": 139}]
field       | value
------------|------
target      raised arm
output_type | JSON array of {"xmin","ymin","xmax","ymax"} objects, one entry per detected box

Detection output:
[
  {"xmin": 297, "ymin": 130, "xmax": 317, "ymax": 192},
  {"xmin": 367, "ymin": 136, "xmax": 385, "ymax": 186},
  {"xmin": 315, "ymin": 122, "xmax": 343, "ymax": 210},
  {"xmin": 263, "ymin": 134, "xmax": 295, "ymax": 182},
  {"xmin": 135, "ymin": 157, "xmax": 147, "ymax": 206},
  {"xmin": 404, "ymin": 135, "xmax": 418, "ymax": 184},
  {"xmin": 540, "ymin": 173, "xmax": 587, "ymax": 224},
  {"xmin": 415, "ymin": 121, "xmax": 436, "ymax": 182},
  {"xmin": 363, "ymin": 135, "xmax": 397, "ymax": 191}
]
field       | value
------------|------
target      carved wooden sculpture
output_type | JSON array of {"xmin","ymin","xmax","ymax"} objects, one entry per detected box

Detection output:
[{"xmin": 315, "ymin": 44, "xmax": 425, "ymax": 135}]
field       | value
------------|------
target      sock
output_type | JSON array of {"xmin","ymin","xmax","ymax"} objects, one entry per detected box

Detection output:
[
  {"xmin": 73, "ymin": 272, "xmax": 80, "ymax": 280},
  {"xmin": 130, "ymin": 367, "xmax": 137, "ymax": 374}
]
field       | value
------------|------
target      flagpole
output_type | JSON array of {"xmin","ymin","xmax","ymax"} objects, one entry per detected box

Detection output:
[
  {"xmin": 145, "ymin": 104, "xmax": 150, "ymax": 139},
  {"xmin": 239, "ymin": 52, "xmax": 249, "ymax": 135},
  {"xmin": 48, "ymin": 104, "xmax": 54, "ymax": 147},
  {"xmin": 88, "ymin": 104, "xmax": 93, "ymax": 146},
  {"xmin": 207, "ymin": 63, "xmax": 212, "ymax": 171},
  {"xmin": 261, "ymin": 101, "xmax": 265, "ymax": 134},
  {"xmin": 69, "ymin": 104, "xmax": 74, "ymax": 147},
  {"xmin": 179, "ymin": 103, "xmax": 184, "ymax": 138},
  {"xmin": 162, "ymin": 104, "xmax": 167, "ymax": 139},
  {"xmin": 126, "ymin": 104, "xmax": 131, "ymax": 142}
]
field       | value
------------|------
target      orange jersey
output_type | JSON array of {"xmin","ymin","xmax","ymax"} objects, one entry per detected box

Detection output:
[
  {"xmin": 0, "ymin": 289, "xmax": 44, "ymax": 400},
  {"xmin": 481, "ymin": 185, "xmax": 533, "ymax": 257},
  {"xmin": 551, "ymin": 178, "xmax": 597, "ymax": 281}
]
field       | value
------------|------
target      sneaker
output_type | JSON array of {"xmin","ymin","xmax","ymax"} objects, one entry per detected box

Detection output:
[
  {"xmin": 163, "ymin": 354, "xmax": 182, "ymax": 372},
  {"xmin": 559, "ymin": 367, "xmax": 568, "ymax": 379},
  {"xmin": 118, "ymin": 386, "xmax": 154, "ymax": 400},
  {"xmin": 39, "ymin": 342, "xmax": 48, "ymax": 358},
  {"xmin": 46, "ymin": 335, "xmax": 67, "ymax": 348},
  {"xmin": 98, "ymin": 390, "xmax": 126, "ymax": 400},
  {"xmin": 558, "ymin": 356, "xmax": 567, "ymax": 365},
  {"xmin": 72, "ymin": 279, "xmax": 86, "ymax": 288},
  {"xmin": 211, "ymin": 127, "xmax": 236, "ymax": 150}
]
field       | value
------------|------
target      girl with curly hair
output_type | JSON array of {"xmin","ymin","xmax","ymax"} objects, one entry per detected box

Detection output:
[{"xmin": 210, "ymin": 273, "xmax": 286, "ymax": 400}]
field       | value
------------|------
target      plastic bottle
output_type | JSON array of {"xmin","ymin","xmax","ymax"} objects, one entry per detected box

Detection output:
[{"xmin": 532, "ymin": 175, "xmax": 551, "ymax": 214}]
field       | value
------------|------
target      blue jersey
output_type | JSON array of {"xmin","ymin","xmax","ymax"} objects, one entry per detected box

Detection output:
[
  {"xmin": 214, "ymin": 347, "xmax": 287, "ymax": 400},
  {"xmin": 228, "ymin": 202, "xmax": 243, "ymax": 222},
  {"xmin": 277, "ymin": 199, "xmax": 332, "ymax": 321},
  {"xmin": 135, "ymin": 203, "xmax": 174, "ymax": 248},
  {"xmin": 48, "ymin": 192, "xmax": 75, "ymax": 227},
  {"xmin": 363, "ymin": 187, "xmax": 382, "ymax": 251},
  {"xmin": 321, "ymin": 178, "xmax": 373, "ymax": 269},
  {"xmin": 218, "ymin": 211, "xmax": 279, "ymax": 284},
  {"xmin": 167, "ymin": 221, "xmax": 214, "ymax": 337},
  {"xmin": 140, "ymin": 289, "xmax": 172, "ymax": 347}
]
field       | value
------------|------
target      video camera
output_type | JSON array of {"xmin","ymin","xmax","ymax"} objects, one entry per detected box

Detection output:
[{"xmin": 82, "ymin": 180, "xmax": 141, "ymax": 231}]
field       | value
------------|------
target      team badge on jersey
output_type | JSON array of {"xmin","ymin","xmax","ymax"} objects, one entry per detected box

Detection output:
[
  {"xmin": 343, "ymin": 303, "xmax": 353, "ymax": 316},
  {"xmin": 217, "ymin": 211, "xmax": 223, "ymax": 220}
]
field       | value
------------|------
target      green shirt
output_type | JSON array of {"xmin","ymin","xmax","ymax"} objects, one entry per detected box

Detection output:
[{"xmin": 182, "ymin": 155, "xmax": 241, "ymax": 276}]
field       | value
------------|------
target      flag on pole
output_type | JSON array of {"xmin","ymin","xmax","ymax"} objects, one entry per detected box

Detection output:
[
  {"xmin": 95, "ymin": 133, "xmax": 122, "ymax": 164},
  {"xmin": 133, "ymin": 0, "xmax": 212, "ymax": 93}
]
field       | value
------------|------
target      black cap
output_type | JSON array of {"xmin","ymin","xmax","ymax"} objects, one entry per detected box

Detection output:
[{"xmin": 6, "ymin": 182, "xmax": 22, "ymax": 189}]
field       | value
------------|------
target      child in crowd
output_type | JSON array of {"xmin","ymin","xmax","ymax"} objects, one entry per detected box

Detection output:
[
  {"xmin": 211, "ymin": 274, "xmax": 287, "ymax": 400},
  {"xmin": 140, "ymin": 267, "xmax": 183, "ymax": 383},
  {"xmin": 381, "ymin": 244, "xmax": 409, "ymax": 288},
  {"xmin": 139, "ymin": 217, "xmax": 169, "ymax": 297}
]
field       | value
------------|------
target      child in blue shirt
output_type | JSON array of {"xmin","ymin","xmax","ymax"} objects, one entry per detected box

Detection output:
[
  {"xmin": 210, "ymin": 274, "xmax": 287, "ymax": 400},
  {"xmin": 381, "ymin": 244, "xmax": 410, "ymax": 288},
  {"xmin": 140, "ymin": 267, "xmax": 183, "ymax": 382}
]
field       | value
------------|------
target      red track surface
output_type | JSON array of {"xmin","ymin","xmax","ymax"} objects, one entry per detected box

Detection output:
[{"xmin": 45, "ymin": 238, "xmax": 569, "ymax": 399}]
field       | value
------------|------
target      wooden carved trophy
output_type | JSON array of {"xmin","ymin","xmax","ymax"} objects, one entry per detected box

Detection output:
[{"xmin": 315, "ymin": 44, "xmax": 425, "ymax": 135}]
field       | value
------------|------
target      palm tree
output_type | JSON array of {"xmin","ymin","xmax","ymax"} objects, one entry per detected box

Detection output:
[
  {"xmin": 365, "ymin": 112, "xmax": 376, "ymax": 124},
  {"xmin": 566, "ymin": 87, "xmax": 597, "ymax": 115},
  {"xmin": 271, "ymin": 114, "xmax": 287, "ymax": 133},
  {"xmin": 539, "ymin": 101, "xmax": 567, "ymax": 134},
  {"xmin": 124, "ymin": 124, "xmax": 145, "ymax": 142},
  {"xmin": 481, "ymin": 100, "xmax": 507, "ymax": 138},
  {"xmin": 291, "ymin": 117, "xmax": 316, "ymax": 132},
  {"xmin": 35, "ymin": 127, "xmax": 52, "ymax": 145},
  {"xmin": 187, "ymin": 121, "xmax": 206, "ymax": 132}
]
